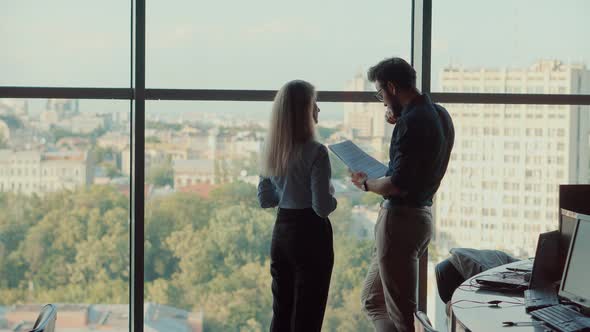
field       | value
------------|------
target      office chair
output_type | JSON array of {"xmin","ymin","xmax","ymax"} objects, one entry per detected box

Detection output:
[
  {"xmin": 435, "ymin": 258, "xmax": 465, "ymax": 303},
  {"xmin": 415, "ymin": 311, "xmax": 438, "ymax": 332},
  {"xmin": 30, "ymin": 304, "xmax": 57, "ymax": 332}
]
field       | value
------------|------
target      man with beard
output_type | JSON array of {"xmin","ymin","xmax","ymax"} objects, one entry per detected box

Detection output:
[{"xmin": 350, "ymin": 57, "xmax": 455, "ymax": 332}]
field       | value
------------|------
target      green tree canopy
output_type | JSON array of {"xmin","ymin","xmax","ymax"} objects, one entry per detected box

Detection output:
[
  {"xmin": 0, "ymin": 182, "xmax": 376, "ymax": 331},
  {"xmin": 146, "ymin": 162, "xmax": 174, "ymax": 187}
]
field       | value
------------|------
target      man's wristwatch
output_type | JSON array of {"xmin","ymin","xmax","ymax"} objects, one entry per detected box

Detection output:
[{"xmin": 362, "ymin": 179, "xmax": 368, "ymax": 192}]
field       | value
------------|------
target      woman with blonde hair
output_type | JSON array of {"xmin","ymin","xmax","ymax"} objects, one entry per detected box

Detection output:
[{"xmin": 258, "ymin": 80, "xmax": 337, "ymax": 331}]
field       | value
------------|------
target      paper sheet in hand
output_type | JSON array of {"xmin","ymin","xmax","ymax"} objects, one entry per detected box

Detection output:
[{"xmin": 328, "ymin": 140, "xmax": 388, "ymax": 179}]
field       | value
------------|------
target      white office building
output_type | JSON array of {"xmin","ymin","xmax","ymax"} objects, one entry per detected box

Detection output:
[
  {"xmin": 0, "ymin": 149, "xmax": 94, "ymax": 195},
  {"xmin": 344, "ymin": 72, "xmax": 394, "ymax": 160},
  {"xmin": 434, "ymin": 60, "xmax": 590, "ymax": 258}
]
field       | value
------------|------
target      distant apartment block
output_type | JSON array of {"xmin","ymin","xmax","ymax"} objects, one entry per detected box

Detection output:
[
  {"xmin": 343, "ymin": 72, "xmax": 394, "ymax": 160},
  {"xmin": 0, "ymin": 149, "xmax": 94, "ymax": 195},
  {"xmin": 173, "ymin": 159, "xmax": 216, "ymax": 187},
  {"xmin": 434, "ymin": 60, "xmax": 590, "ymax": 257}
]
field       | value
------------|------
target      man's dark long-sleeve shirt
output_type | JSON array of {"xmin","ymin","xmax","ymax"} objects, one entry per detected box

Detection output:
[{"xmin": 385, "ymin": 94, "xmax": 455, "ymax": 207}]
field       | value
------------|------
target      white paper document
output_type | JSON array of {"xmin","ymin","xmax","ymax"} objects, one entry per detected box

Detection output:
[{"xmin": 328, "ymin": 140, "xmax": 388, "ymax": 179}]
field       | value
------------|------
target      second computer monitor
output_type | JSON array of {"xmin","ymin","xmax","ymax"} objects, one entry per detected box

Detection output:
[
  {"xmin": 559, "ymin": 209, "xmax": 581, "ymax": 272},
  {"xmin": 558, "ymin": 213, "xmax": 590, "ymax": 309}
]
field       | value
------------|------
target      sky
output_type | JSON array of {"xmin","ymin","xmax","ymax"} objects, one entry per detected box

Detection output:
[{"xmin": 1, "ymin": 0, "xmax": 589, "ymax": 120}]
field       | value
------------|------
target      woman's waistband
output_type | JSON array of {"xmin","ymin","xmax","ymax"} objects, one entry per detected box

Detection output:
[{"xmin": 277, "ymin": 207, "xmax": 323, "ymax": 220}]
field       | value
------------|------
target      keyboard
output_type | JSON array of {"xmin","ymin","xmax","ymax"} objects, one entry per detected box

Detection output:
[
  {"xmin": 525, "ymin": 288, "xmax": 559, "ymax": 312},
  {"xmin": 530, "ymin": 305, "xmax": 590, "ymax": 332}
]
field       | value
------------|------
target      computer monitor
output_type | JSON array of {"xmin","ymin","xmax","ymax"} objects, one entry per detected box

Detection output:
[
  {"xmin": 559, "ymin": 185, "xmax": 590, "ymax": 215},
  {"xmin": 558, "ymin": 184, "xmax": 590, "ymax": 270},
  {"xmin": 558, "ymin": 214, "xmax": 590, "ymax": 309},
  {"xmin": 560, "ymin": 209, "xmax": 579, "ymax": 261},
  {"xmin": 529, "ymin": 230, "xmax": 561, "ymax": 289}
]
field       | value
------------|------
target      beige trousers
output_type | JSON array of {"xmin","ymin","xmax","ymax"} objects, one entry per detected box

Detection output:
[{"xmin": 361, "ymin": 204, "xmax": 433, "ymax": 332}]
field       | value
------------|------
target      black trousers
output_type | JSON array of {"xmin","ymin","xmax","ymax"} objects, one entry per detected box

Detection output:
[{"xmin": 270, "ymin": 208, "xmax": 334, "ymax": 332}]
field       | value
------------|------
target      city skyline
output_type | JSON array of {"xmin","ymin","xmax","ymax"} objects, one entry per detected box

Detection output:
[
  {"xmin": 2, "ymin": 2, "xmax": 590, "ymax": 331},
  {"xmin": 1, "ymin": 58, "xmax": 589, "ymax": 331}
]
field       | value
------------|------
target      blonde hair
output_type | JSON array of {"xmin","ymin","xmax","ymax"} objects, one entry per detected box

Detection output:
[{"xmin": 261, "ymin": 80, "xmax": 317, "ymax": 177}]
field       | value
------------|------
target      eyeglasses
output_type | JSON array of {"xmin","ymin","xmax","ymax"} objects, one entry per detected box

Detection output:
[{"xmin": 374, "ymin": 88, "xmax": 384, "ymax": 102}]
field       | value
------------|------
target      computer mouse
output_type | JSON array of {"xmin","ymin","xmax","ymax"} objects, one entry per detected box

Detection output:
[
  {"xmin": 524, "ymin": 272, "xmax": 532, "ymax": 282},
  {"xmin": 564, "ymin": 304, "xmax": 581, "ymax": 312}
]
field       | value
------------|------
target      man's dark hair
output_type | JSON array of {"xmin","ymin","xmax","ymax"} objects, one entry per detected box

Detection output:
[{"xmin": 367, "ymin": 57, "xmax": 416, "ymax": 90}]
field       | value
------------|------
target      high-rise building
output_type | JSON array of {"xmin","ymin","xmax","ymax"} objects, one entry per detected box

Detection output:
[
  {"xmin": 344, "ymin": 72, "xmax": 393, "ymax": 139},
  {"xmin": 434, "ymin": 60, "xmax": 590, "ymax": 257},
  {"xmin": 344, "ymin": 72, "xmax": 394, "ymax": 159}
]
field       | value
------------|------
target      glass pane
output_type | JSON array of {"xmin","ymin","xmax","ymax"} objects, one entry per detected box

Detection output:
[
  {"xmin": 432, "ymin": 0, "xmax": 590, "ymax": 94},
  {"xmin": 146, "ymin": 0, "xmax": 411, "ymax": 90},
  {"xmin": 0, "ymin": 98, "xmax": 130, "ymax": 330},
  {"xmin": 144, "ymin": 99, "xmax": 393, "ymax": 331},
  {"xmin": 0, "ymin": 1, "xmax": 130, "ymax": 87},
  {"xmin": 427, "ymin": 102, "xmax": 590, "ymax": 329}
]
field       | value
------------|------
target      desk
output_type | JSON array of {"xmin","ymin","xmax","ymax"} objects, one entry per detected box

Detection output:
[{"xmin": 450, "ymin": 261, "xmax": 548, "ymax": 332}]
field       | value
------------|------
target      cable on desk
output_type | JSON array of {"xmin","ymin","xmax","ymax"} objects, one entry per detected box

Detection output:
[{"xmin": 451, "ymin": 298, "xmax": 524, "ymax": 310}]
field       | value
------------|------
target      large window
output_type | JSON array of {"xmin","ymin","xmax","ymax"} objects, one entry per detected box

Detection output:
[
  {"xmin": 2, "ymin": 1, "xmax": 589, "ymax": 332},
  {"xmin": 0, "ymin": 98, "xmax": 130, "ymax": 330},
  {"xmin": 0, "ymin": 0, "xmax": 133, "ymax": 330},
  {"xmin": 427, "ymin": 101, "xmax": 590, "ymax": 327},
  {"xmin": 426, "ymin": 1, "xmax": 590, "ymax": 328},
  {"xmin": 142, "ymin": 101, "xmax": 397, "ymax": 331},
  {"xmin": 142, "ymin": 2, "xmax": 410, "ymax": 328}
]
